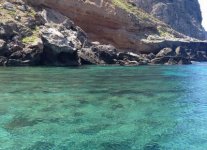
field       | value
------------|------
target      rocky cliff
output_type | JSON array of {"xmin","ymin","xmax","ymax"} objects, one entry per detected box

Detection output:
[
  {"xmin": 0, "ymin": 0, "xmax": 207, "ymax": 67},
  {"xmin": 26, "ymin": 0, "xmax": 190, "ymax": 53},
  {"xmin": 131, "ymin": 0, "xmax": 206, "ymax": 40},
  {"xmin": 0, "ymin": 0, "xmax": 160, "ymax": 66}
]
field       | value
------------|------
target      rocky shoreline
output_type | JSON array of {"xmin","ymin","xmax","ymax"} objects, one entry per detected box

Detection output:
[{"xmin": 0, "ymin": 0, "xmax": 207, "ymax": 67}]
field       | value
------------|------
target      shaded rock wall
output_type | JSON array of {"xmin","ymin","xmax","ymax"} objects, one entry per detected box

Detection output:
[{"xmin": 131, "ymin": 0, "xmax": 206, "ymax": 40}]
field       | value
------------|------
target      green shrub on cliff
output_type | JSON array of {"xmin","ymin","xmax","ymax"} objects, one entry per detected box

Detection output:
[
  {"xmin": 22, "ymin": 27, "xmax": 40, "ymax": 44},
  {"xmin": 112, "ymin": 0, "xmax": 158, "ymax": 21}
]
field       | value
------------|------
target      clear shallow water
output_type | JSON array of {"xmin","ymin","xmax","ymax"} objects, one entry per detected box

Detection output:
[{"xmin": 0, "ymin": 64, "xmax": 207, "ymax": 150}]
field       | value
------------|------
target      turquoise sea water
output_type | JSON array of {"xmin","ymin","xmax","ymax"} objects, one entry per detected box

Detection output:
[{"xmin": 0, "ymin": 64, "xmax": 207, "ymax": 150}]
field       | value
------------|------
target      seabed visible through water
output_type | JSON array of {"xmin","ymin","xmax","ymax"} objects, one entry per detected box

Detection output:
[{"xmin": 0, "ymin": 64, "xmax": 207, "ymax": 149}]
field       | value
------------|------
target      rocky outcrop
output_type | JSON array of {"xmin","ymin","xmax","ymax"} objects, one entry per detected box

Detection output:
[
  {"xmin": 140, "ymin": 37, "xmax": 207, "ymax": 54},
  {"xmin": 79, "ymin": 45, "xmax": 150, "ymax": 66},
  {"xmin": 0, "ymin": 0, "xmax": 207, "ymax": 67},
  {"xmin": 131, "ymin": 0, "xmax": 206, "ymax": 40},
  {"xmin": 151, "ymin": 47, "xmax": 191, "ymax": 65},
  {"xmin": 25, "ymin": 0, "xmax": 188, "ymax": 53},
  {"xmin": 0, "ymin": 0, "xmax": 154, "ymax": 66},
  {"xmin": 25, "ymin": 0, "xmax": 207, "ymax": 53}
]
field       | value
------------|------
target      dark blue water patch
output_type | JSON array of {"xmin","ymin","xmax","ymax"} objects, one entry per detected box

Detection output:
[
  {"xmin": 4, "ymin": 116, "xmax": 42, "ymax": 130},
  {"xmin": 100, "ymin": 141, "xmax": 132, "ymax": 150},
  {"xmin": 25, "ymin": 141, "xmax": 55, "ymax": 150},
  {"xmin": 111, "ymin": 104, "xmax": 124, "ymax": 110},
  {"xmin": 143, "ymin": 142, "xmax": 161, "ymax": 150},
  {"xmin": 73, "ymin": 111, "xmax": 85, "ymax": 117},
  {"xmin": 78, "ymin": 99, "xmax": 90, "ymax": 105},
  {"xmin": 77, "ymin": 124, "xmax": 111, "ymax": 135}
]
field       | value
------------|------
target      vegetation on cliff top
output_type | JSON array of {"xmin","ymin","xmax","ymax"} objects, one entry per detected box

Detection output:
[
  {"xmin": 112, "ymin": 0, "xmax": 158, "ymax": 22},
  {"xmin": 0, "ymin": 0, "xmax": 40, "ymax": 44},
  {"xmin": 112, "ymin": 0, "xmax": 176, "ymax": 38},
  {"xmin": 22, "ymin": 27, "xmax": 40, "ymax": 44}
]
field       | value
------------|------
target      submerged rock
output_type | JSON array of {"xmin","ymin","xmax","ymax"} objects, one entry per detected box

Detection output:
[
  {"xmin": 143, "ymin": 142, "xmax": 161, "ymax": 150},
  {"xmin": 26, "ymin": 142, "xmax": 55, "ymax": 150},
  {"xmin": 100, "ymin": 141, "xmax": 132, "ymax": 150},
  {"xmin": 5, "ymin": 116, "xmax": 41, "ymax": 130}
]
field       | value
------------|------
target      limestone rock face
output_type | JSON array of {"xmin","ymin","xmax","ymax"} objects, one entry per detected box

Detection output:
[
  {"xmin": 1, "ymin": 0, "xmax": 154, "ymax": 67},
  {"xmin": 131, "ymin": 0, "xmax": 206, "ymax": 40},
  {"xmin": 25, "ymin": 0, "xmax": 179, "ymax": 53},
  {"xmin": 25, "ymin": 0, "xmax": 207, "ymax": 53},
  {"xmin": 41, "ymin": 26, "xmax": 81, "ymax": 54}
]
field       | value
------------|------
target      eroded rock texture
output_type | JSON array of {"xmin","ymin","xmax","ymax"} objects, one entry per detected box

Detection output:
[
  {"xmin": 26, "ymin": 0, "xmax": 186, "ymax": 53},
  {"xmin": 131, "ymin": 0, "xmax": 206, "ymax": 40}
]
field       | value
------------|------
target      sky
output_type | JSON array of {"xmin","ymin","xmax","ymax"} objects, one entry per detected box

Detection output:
[{"xmin": 198, "ymin": 0, "xmax": 207, "ymax": 30}]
